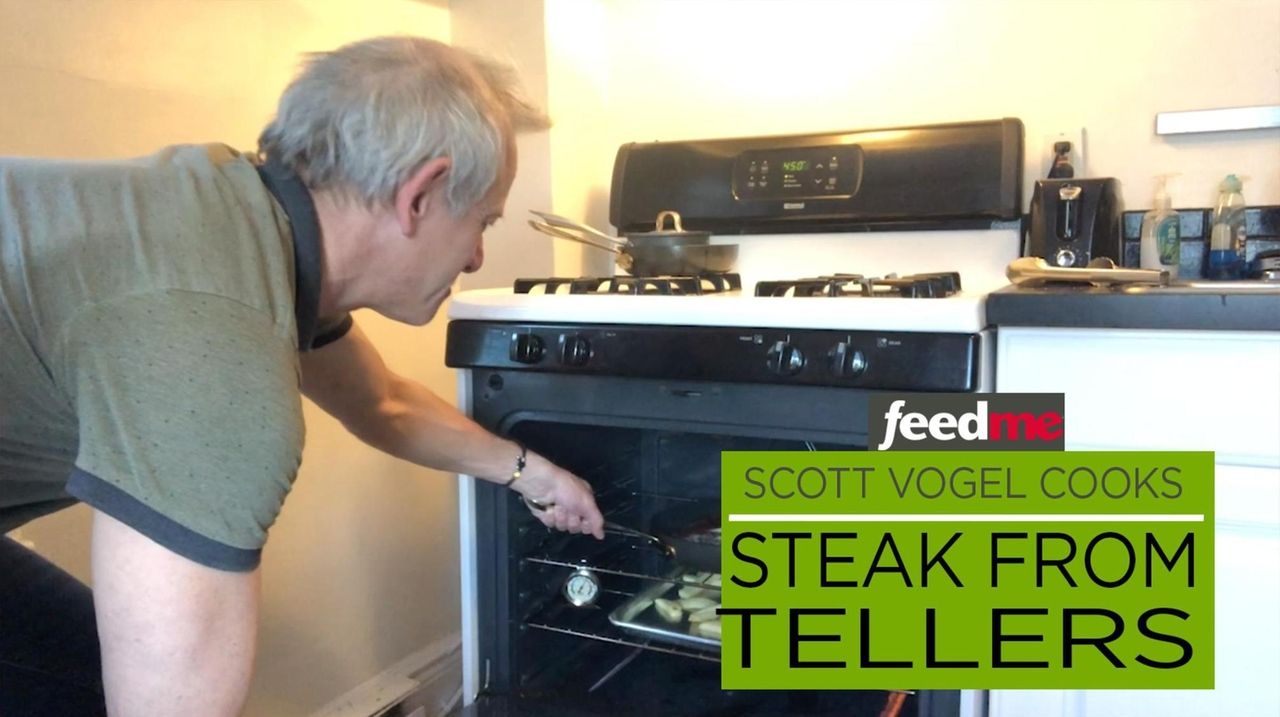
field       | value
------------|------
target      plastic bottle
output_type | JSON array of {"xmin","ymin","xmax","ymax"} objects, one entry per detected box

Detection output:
[
  {"xmin": 1207, "ymin": 174, "xmax": 1247, "ymax": 280},
  {"xmin": 1140, "ymin": 174, "xmax": 1180, "ymax": 278}
]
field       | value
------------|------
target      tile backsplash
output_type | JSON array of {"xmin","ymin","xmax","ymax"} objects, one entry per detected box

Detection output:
[{"xmin": 1120, "ymin": 205, "xmax": 1280, "ymax": 277}]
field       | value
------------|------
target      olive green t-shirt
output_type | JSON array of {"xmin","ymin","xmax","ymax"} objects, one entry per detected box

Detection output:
[{"xmin": 0, "ymin": 144, "xmax": 349, "ymax": 570}]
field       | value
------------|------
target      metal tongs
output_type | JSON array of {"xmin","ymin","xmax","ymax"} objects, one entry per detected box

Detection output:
[
  {"xmin": 603, "ymin": 521, "xmax": 677, "ymax": 561},
  {"xmin": 1007, "ymin": 256, "xmax": 1170, "ymax": 287},
  {"xmin": 520, "ymin": 495, "xmax": 677, "ymax": 559}
]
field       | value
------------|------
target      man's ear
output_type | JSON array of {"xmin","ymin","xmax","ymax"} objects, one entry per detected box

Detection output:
[{"xmin": 393, "ymin": 157, "xmax": 452, "ymax": 237}]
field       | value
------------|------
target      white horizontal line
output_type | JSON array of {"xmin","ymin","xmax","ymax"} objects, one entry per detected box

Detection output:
[{"xmin": 727, "ymin": 514, "xmax": 1204, "ymax": 523}]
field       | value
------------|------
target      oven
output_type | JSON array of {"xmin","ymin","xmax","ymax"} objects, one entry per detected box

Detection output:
[
  {"xmin": 445, "ymin": 119, "xmax": 1024, "ymax": 716},
  {"xmin": 448, "ymin": 323, "xmax": 989, "ymax": 717}
]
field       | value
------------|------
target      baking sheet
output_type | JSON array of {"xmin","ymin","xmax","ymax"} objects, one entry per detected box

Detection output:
[{"xmin": 608, "ymin": 573, "xmax": 721, "ymax": 652}]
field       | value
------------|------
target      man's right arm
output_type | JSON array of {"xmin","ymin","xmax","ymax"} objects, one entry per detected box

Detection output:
[{"xmin": 92, "ymin": 511, "xmax": 259, "ymax": 716}]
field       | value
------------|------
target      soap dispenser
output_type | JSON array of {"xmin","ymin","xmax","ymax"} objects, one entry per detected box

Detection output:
[{"xmin": 1139, "ymin": 174, "xmax": 1180, "ymax": 278}]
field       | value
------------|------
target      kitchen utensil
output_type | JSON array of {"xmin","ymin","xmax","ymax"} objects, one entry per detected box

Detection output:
[
  {"xmin": 528, "ymin": 219, "xmax": 737, "ymax": 276},
  {"xmin": 530, "ymin": 209, "xmax": 711, "ymax": 247},
  {"xmin": 1025, "ymin": 178, "xmax": 1123, "ymax": 268},
  {"xmin": 599, "ymin": 501, "xmax": 720, "ymax": 572},
  {"xmin": 604, "ymin": 521, "xmax": 677, "ymax": 560},
  {"xmin": 1006, "ymin": 256, "xmax": 1169, "ymax": 287}
]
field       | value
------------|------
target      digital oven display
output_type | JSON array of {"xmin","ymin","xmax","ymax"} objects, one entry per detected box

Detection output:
[{"xmin": 734, "ymin": 145, "xmax": 862, "ymax": 202}]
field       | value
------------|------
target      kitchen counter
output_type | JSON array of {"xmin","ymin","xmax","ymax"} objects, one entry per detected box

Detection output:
[{"xmin": 985, "ymin": 282, "xmax": 1280, "ymax": 331}]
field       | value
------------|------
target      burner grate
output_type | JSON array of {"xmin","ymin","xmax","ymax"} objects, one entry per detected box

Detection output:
[
  {"xmin": 514, "ymin": 273, "xmax": 742, "ymax": 296},
  {"xmin": 754, "ymin": 272, "xmax": 961, "ymax": 298}
]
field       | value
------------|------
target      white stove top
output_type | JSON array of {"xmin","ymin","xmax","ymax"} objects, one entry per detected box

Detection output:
[
  {"xmin": 448, "ymin": 288, "xmax": 989, "ymax": 333},
  {"xmin": 449, "ymin": 226, "xmax": 1020, "ymax": 334}
]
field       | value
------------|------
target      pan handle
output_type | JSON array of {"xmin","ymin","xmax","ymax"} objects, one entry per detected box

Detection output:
[
  {"xmin": 528, "ymin": 219, "xmax": 625, "ymax": 255},
  {"xmin": 529, "ymin": 210, "xmax": 627, "ymax": 247}
]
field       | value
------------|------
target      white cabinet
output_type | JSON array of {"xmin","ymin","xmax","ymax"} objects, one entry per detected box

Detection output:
[{"xmin": 991, "ymin": 328, "xmax": 1280, "ymax": 717}]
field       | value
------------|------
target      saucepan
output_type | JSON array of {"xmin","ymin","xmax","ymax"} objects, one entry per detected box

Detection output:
[{"xmin": 528, "ymin": 210, "xmax": 737, "ymax": 276}]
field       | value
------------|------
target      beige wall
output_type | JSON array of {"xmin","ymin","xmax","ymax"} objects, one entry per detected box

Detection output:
[
  {"xmin": 545, "ymin": 0, "xmax": 1280, "ymax": 275},
  {"xmin": 453, "ymin": 0, "xmax": 555, "ymax": 289},
  {"xmin": 0, "ymin": 2, "xmax": 462, "ymax": 715}
]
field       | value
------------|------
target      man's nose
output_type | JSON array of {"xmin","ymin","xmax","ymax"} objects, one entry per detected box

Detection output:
[{"xmin": 464, "ymin": 243, "xmax": 484, "ymax": 274}]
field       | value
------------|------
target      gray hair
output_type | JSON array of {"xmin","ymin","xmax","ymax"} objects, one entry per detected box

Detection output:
[{"xmin": 258, "ymin": 36, "xmax": 548, "ymax": 213}]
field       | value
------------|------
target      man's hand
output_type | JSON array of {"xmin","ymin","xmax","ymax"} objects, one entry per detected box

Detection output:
[
  {"xmin": 506, "ymin": 451, "xmax": 605, "ymax": 538},
  {"xmin": 92, "ymin": 511, "xmax": 258, "ymax": 716}
]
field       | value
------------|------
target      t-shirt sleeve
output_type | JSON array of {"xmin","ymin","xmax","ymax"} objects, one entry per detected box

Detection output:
[
  {"xmin": 309, "ymin": 313, "xmax": 353, "ymax": 351},
  {"xmin": 58, "ymin": 290, "xmax": 304, "ymax": 571}
]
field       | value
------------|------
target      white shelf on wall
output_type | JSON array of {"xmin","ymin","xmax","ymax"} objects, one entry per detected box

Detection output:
[{"xmin": 1155, "ymin": 104, "xmax": 1280, "ymax": 135}]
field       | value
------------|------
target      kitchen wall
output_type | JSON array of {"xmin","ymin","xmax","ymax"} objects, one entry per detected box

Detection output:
[
  {"xmin": 0, "ymin": 2, "xmax": 463, "ymax": 715},
  {"xmin": 543, "ymin": 0, "xmax": 1280, "ymax": 276}
]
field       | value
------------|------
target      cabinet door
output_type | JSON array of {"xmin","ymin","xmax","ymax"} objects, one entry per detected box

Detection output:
[
  {"xmin": 990, "ymin": 329, "xmax": 1280, "ymax": 717},
  {"xmin": 996, "ymin": 328, "xmax": 1280, "ymax": 467},
  {"xmin": 988, "ymin": 467, "xmax": 1279, "ymax": 717}
]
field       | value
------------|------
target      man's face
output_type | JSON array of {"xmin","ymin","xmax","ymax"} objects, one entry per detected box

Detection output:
[{"xmin": 383, "ymin": 149, "xmax": 516, "ymax": 325}]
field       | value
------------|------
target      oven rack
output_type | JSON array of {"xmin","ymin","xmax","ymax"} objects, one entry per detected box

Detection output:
[
  {"xmin": 523, "ymin": 622, "xmax": 720, "ymax": 664},
  {"xmin": 523, "ymin": 555, "xmax": 716, "ymax": 589}
]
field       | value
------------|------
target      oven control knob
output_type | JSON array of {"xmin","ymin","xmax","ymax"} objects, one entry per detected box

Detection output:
[
  {"xmin": 560, "ymin": 335, "xmax": 591, "ymax": 366},
  {"xmin": 765, "ymin": 340, "xmax": 805, "ymax": 376},
  {"xmin": 509, "ymin": 332, "xmax": 545, "ymax": 364},
  {"xmin": 828, "ymin": 341, "xmax": 868, "ymax": 378}
]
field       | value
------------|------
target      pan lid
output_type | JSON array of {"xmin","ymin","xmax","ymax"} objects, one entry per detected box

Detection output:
[{"xmin": 626, "ymin": 211, "xmax": 711, "ymax": 243}]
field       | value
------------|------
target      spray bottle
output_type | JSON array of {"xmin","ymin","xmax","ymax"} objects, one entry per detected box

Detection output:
[{"xmin": 1140, "ymin": 174, "xmax": 1180, "ymax": 277}]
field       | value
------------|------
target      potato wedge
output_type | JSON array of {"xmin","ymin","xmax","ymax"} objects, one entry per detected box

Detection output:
[
  {"xmin": 678, "ymin": 585, "xmax": 710, "ymax": 599},
  {"xmin": 689, "ymin": 605, "xmax": 720, "ymax": 623},
  {"xmin": 678, "ymin": 596, "xmax": 716, "ymax": 611},
  {"xmin": 654, "ymin": 598, "xmax": 683, "ymax": 624},
  {"xmin": 696, "ymin": 620, "xmax": 722, "ymax": 639}
]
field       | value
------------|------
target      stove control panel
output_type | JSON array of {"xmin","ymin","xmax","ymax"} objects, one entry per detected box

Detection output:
[
  {"xmin": 451, "ymin": 322, "xmax": 980, "ymax": 392},
  {"xmin": 733, "ymin": 145, "xmax": 863, "ymax": 202}
]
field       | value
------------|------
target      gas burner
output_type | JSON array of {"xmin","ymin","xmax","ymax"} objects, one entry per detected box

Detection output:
[
  {"xmin": 514, "ymin": 273, "xmax": 742, "ymax": 296},
  {"xmin": 754, "ymin": 272, "xmax": 962, "ymax": 298}
]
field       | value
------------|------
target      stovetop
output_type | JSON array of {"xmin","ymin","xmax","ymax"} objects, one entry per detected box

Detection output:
[
  {"xmin": 512, "ymin": 272, "xmax": 964, "ymax": 299},
  {"xmin": 514, "ymin": 273, "xmax": 742, "ymax": 295},
  {"xmin": 450, "ymin": 271, "xmax": 987, "ymax": 333},
  {"xmin": 755, "ymin": 272, "xmax": 961, "ymax": 298}
]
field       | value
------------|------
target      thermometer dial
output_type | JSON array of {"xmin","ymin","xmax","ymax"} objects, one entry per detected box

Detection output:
[{"xmin": 562, "ymin": 567, "xmax": 600, "ymax": 607}]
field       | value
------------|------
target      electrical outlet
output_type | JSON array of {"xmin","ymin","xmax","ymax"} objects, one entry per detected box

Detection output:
[{"xmin": 1039, "ymin": 127, "xmax": 1086, "ymax": 180}]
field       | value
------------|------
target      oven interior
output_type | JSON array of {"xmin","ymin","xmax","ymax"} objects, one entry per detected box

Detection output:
[{"xmin": 465, "ymin": 372, "xmax": 962, "ymax": 717}]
